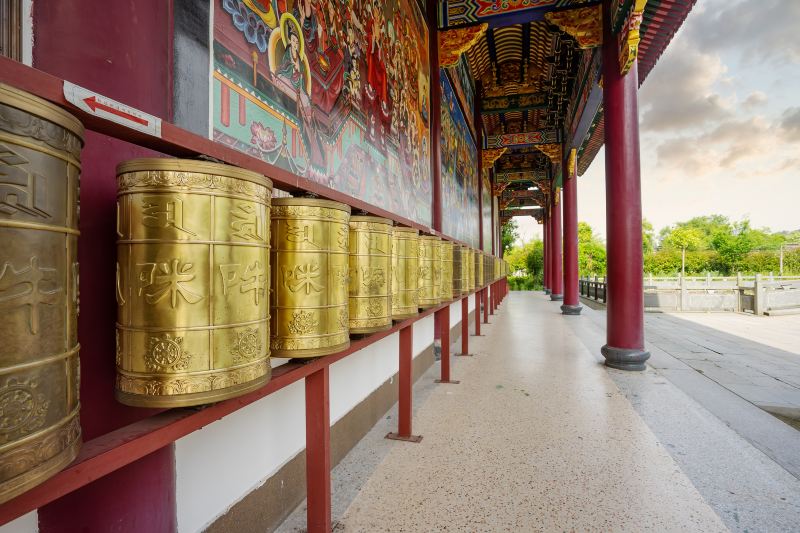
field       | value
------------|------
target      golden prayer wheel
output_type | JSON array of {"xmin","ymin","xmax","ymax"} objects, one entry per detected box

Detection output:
[
  {"xmin": 485, "ymin": 253, "xmax": 493, "ymax": 283},
  {"xmin": 466, "ymin": 248, "xmax": 475, "ymax": 292},
  {"xmin": 418, "ymin": 236, "xmax": 442, "ymax": 309},
  {"xmin": 116, "ymin": 159, "xmax": 272, "ymax": 407},
  {"xmin": 439, "ymin": 240, "xmax": 454, "ymax": 302},
  {"xmin": 476, "ymin": 251, "xmax": 484, "ymax": 288},
  {"xmin": 0, "ymin": 85, "xmax": 83, "ymax": 503},
  {"xmin": 348, "ymin": 216, "xmax": 392, "ymax": 334},
  {"xmin": 451, "ymin": 244, "xmax": 463, "ymax": 298},
  {"xmin": 391, "ymin": 227, "xmax": 419, "ymax": 319},
  {"xmin": 271, "ymin": 197, "xmax": 350, "ymax": 357},
  {"xmin": 459, "ymin": 245, "xmax": 469, "ymax": 294}
]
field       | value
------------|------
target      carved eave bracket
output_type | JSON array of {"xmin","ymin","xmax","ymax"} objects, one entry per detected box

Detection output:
[
  {"xmin": 492, "ymin": 181, "xmax": 510, "ymax": 197},
  {"xmin": 545, "ymin": 5, "xmax": 603, "ymax": 49},
  {"xmin": 482, "ymin": 148, "xmax": 507, "ymax": 169},
  {"xmin": 439, "ymin": 24, "xmax": 488, "ymax": 68},
  {"xmin": 618, "ymin": 0, "xmax": 647, "ymax": 75},
  {"xmin": 534, "ymin": 143, "xmax": 563, "ymax": 165}
]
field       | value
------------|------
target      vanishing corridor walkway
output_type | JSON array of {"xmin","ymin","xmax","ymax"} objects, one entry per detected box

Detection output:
[{"xmin": 279, "ymin": 292, "xmax": 800, "ymax": 532}]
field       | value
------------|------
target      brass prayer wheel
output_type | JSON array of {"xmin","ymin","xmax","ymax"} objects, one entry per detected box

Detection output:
[
  {"xmin": 476, "ymin": 251, "xmax": 484, "ymax": 288},
  {"xmin": 391, "ymin": 227, "xmax": 419, "ymax": 319},
  {"xmin": 485, "ymin": 253, "xmax": 493, "ymax": 283},
  {"xmin": 271, "ymin": 197, "xmax": 350, "ymax": 357},
  {"xmin": 116, "ymin": 159, "xmax": 272, "ymax": 407},
  {"xmin": 0, "ymin": 85, "xmax": 83, "ymax": 503},
  {"xmin": 348, "ymin": 216, "xmax": 392, "ymax": 334},
  {"xmin": 439, "ymin": 240, "xmax": 453, "ymax": 302},
  {"xmin": 418, "ymin": 236, "xmax": 441, "ymax": 309},
  {"xmin": 466, "ymin": 248, "xmax": 475, "ymax": 292},
  {"xmin": 451, "ymin": 244, "xmax": 463, "ymax": 298}
]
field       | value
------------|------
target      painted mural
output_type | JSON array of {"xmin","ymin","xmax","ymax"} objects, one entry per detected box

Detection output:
[
  {"xmin": 213, "ymin": 0, "xmax": 432, "ymax": 225},
  {"xmin": 481, "ymin": 170, "xmax": 492, "ymax": 253},
  {"xmin": 440, "ymin": 73, "xmax": 479, "ymax": 247},
  {"xmin": 445, "ymin": 56, "xmax": 475, "ymax": 138}
]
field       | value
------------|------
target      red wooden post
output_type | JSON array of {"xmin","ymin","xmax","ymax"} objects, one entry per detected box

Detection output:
[
  {"xmin": 474, "ymin": 291, "xmax": 481, "ymax": 335},
  {"xmin": 458, "ymin": 297, "xmax": 471, "ymax": 356},
  {"xmin": 543, "ymin": 212, "xmax": 550, "ymax": 294},
  {"xmin": 550, "ymin": 190, "xmax": 564, "ymax": 300},
  {"xmin": 305, "ymin": 367, "xmax": 331, "ymax": 533},
  {"xmin": 435, "ymin": 306, "xmax": 460, "ymax": 384},
  {"xmin": 561, "ymin": 149, "xmax": 582, "ymax": 315},
  {"xmin": 386, "ymin": 325, "xmax": 422, "ymax": 442},
  {"xmin": 601, "ymin": 0, "xmax": 649, "ymax": 370},
  {"xmin": 485, "ymin": 287, "xmax": 491, "ymax": 320}
]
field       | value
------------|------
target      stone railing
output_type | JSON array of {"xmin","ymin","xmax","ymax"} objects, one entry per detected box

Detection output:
[{"xmin": 579, "ymin": 275, "xmax": 800, "ymax": 315}]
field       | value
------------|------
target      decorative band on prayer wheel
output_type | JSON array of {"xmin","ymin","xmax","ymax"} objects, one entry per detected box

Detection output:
[
  {"xmin": 270, "ymin": 197, "xmax": 350, "ymax": 358},
  {"xmin": 439, "ymin": 241, "xmax": 453, "ymax": 302},
  {"xmin": 0, "ymin": 85, "xmax": 83, "ymax": 504},
  {"xmin": 115, "ymin": 158, "xmax": 272, "ymax": 407},
  {"xmin": 348, "ymin": 216, "xmax": 392, "ymax": 334},
  {"xmin": 451, "ymin": 244, "xmax": 463, "ymax": 298},
  {"xmin": 391, "ymin": 227, "xmax": 419, "ymax": 319},
  {"xmin": 476, "ymin": 251, "xmax": 484, "ymax": 288},
  {"xmin": 418, "ymin": 236, "xmax": 441, "ymax": 309}
]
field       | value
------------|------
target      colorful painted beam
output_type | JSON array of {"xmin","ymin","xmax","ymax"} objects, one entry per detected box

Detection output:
[
  {"xmin": 486, "ymin": 129, "xmax": 560, "ymax": 148},
  {"xmin": 439, "ymin": 0, "xmax": 562, "ymax": 29},
  {"xmin": 495, "ymin": 170, "xmax": 548, "ymax": 182},
  {"xmin": 481, "ymin": 92, "xmax": 548, "ymax": 114}
]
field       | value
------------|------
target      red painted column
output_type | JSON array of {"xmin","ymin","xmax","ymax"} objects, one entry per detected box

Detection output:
[
  {"xmin": 386, "ymin": 326, "xmax": 422, "ymax": 441},
  {"xmin": 435, "ymin": 306, "xmax": 460, "ymax": 384},
  {"xmin": 305, "ymin": 367, "xmax": 331, "ymax": 533},
  {"xmin": 489, "ymin": 285, "xmax": 494, "ymax": 315},
  {"xmin": 561, "ymin": 150, "xmax": 582, "ymax": 315},
  {"xmin": 459, "ymin": 297, "xmax": 470, "ymax": 356},
  {"xmin": 550, "ymin": 191, "xmax": 563, "ymax": 300},
  {"xmin": 474, "ymin": 291, "xmax": 481, "ymax": 335},
  {"xmin": 484, "ymin": 287, "xmax": 490, "ymax": 321},
  {"xmin": 426, "ymin": 0, "xmax": 442, "ymax": 233},
  {"xmin": 543, "ymin": 213, "xmax": 551, "ymax": 294},
  {"xmin": 601, "ymin": 0, "xmax": 649, "ymax": 370}
]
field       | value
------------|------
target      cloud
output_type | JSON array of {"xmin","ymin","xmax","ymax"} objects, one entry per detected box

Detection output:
[
  {"xmin": 683, "ymin": 0, "xmax": 800, "ymax": 65},
  {"xmin": 742, "ymin": 91, "xmax": 767, "ymax": 110},
  {"xmin": 780, "ymin": 107, "xmax": 800, "ymax": 142},
  {"xmin": 640, "ymin": 40, "xmax": 731, "ymax": 132}
]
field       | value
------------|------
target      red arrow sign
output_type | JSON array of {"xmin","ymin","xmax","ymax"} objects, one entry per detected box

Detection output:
[{"xmin": 83, "ymin": 96, "xmax": 149, "ymax": 126}]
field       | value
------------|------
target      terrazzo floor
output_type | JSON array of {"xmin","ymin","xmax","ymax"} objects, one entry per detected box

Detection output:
[{"xmin": 278, "ymin": 292, "xmax": 768, "ymax": 532}]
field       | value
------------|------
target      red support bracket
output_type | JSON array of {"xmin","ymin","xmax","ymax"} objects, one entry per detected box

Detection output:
[
  {"xmin": 305, "ymin": 367, "xmax": 331, "ymax": 533},
  {"xmin": 434, "ymin": 306, "xmax": 460, "ymax": 384},
  {"xmin": 386, "ymin": 325, "xmax": 422, "ymax": 443},
  {"xmin": 457, "ymin": 297, "xmax": 472, "ymax": 356}
]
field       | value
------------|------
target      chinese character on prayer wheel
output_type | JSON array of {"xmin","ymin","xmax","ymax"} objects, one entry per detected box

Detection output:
[
  {"xmin": 115, "ymin": 159, "xmax": 272, "ymax": 407},
  {"xmin": 439, "ymin": 240, "xmax": 454, "ymax": 302},
  {"xmin": 270, "ymin": 197, "xmax": 351, "ymax": 358},
  {"xmin": 391, "ymin": 227, "xmax": 419, "ymax": 320},
  {"xmin": 418, "ymin": 236, "xmax": 442, "ymax": 309},
  {"xmin": 0, "ymin": 85, "xmax": 83, "ymax": 504},
  {"xmin": 348, "ymin": 216, "xmax": 393, "ymax": 334}
]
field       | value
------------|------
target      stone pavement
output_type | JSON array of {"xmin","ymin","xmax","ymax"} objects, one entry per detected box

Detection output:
[{"xmin": 277, "ymin": 292, "xmax": 800, "ymax": 532}]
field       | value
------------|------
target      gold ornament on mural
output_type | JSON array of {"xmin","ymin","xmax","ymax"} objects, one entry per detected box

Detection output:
[
  {"xmin": 270, "ymin": 197, "xmax": 350, "ymax": 357},
  {"xmin": 348, "ymin": 216, "xmax": 393, "ymax": 334},
  {"xmin": 439, "ymin": 240, "xmax": 454, "ymax": 302},
  {"xmin": 0, "ymin": 84, "xmax": 83, "ymax": 503},
  {"xmin": 534, "ymin": 143, "xmax": 563, "ymax": 164},
  {"xmin": 391, "ymin": 227, "xmax": 420, "ymax": 320},
  {"xmin": 619, "ymin": 0, "xmax": 648, "ymax": 75},
  {"xmin": 567, "ymin": 148, "xmax": 577, "ymax": 178},
  {"xmin": 439, "ymin": 23, "xmax": 488, "ymax": 68},
  {"xmin": 418, "ymin": 236, "xmax": 442, "ymax": 309},
  {"xmin": 482, "ymin": 148, "xmax": 507, "ymax": 169},
  {"xmin": 116, "ymin": 159, "xmax": 272, "ymax": 407},
  {"xmin": 545, "ymin": 5, "xmax": 603, "ymax": 49}
]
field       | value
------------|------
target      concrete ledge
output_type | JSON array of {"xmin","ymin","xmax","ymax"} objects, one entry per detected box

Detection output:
[{"xmin": 205, "ymin": 311, "xmax": 475, "ymax": 533}]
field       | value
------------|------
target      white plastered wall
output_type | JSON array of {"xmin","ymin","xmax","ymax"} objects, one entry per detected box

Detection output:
[{"xmin": 175, "ymin": 300, "xmax": 473, "ymax": 532}]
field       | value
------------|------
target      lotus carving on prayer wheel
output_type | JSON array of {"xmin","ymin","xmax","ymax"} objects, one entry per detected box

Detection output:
[
  {"xmin": 0, "ymin": 84, "xmax": 83, "ymax": 503},
  {"xmin": 115, "ymin": 159, "xmax": 272, "ymax": 407},
  {"xmin": 270, "ymin": 197, "xmax": 351, "ymax": 358},
  {"xmin": 391, "ymin": 227, "xmax": 420, "ymax": 320}
]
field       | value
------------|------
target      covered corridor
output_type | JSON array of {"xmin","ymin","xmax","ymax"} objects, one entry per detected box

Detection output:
[{"xmin": 276, "ymin": 292, "xmax": 800, "ymax": 532}]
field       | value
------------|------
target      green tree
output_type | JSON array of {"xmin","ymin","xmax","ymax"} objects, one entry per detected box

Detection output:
[
  {"xmin": 642, "ymin": 218, "xmax": 656, "ymax": 255},
  {"xmin": 661, "ymin": 226, "xmax": 704, "ymax": 275},
  {"xmin": 501, "ymin": 219, "xmax": 519, "ymax": 257},
  {"xmin": 578, "ymin": 222, "xmax": 606, "ymax": 277}
]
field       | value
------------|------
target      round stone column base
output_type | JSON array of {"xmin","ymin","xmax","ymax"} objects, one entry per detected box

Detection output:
[
  {"xmin": 560, "ymin": 304, "xmax": 582, "ymax": 315},
  {"xmin": 601, "ymin": 345, "xmax": 650, "ymax": 371},
  {"xmin": 544, "ymin": 288, "xmax": 551, "ymax": 295},
  {"xmin": 550, "ymin": 293, "xmax": 563, "ymax": 301}
]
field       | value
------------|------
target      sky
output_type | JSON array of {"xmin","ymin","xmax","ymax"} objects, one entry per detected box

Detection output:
[{"xmin": 515, "ymin": 0, "xmax": 800, "ymax": 244}]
